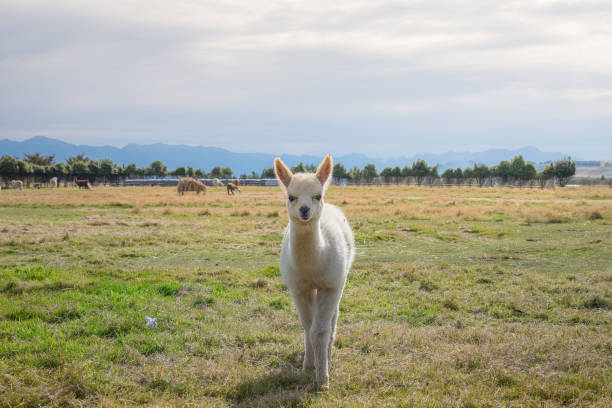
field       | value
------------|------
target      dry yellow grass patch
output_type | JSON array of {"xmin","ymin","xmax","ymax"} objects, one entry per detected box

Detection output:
[{"xmin": 1, "ymin": 186, "xmax": 610, "ymax": 226}]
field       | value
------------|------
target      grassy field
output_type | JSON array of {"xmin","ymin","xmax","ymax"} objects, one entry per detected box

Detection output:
[{"xmin": 0, "ymin": 185, "xmax": 610, "ymax": 407}]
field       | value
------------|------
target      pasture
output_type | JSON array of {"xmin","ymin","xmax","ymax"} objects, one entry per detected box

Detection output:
[{"xmin": 0, "ymin": 185, "xmax": 610, "ymax": 407}]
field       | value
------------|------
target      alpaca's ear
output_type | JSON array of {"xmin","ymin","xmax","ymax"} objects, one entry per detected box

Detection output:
[
  {"xmin": 316, "ymin": 154, "xmax": 333, "ymax": 188},
  {"xmin": 274, "ymin": 158, "xmax": 293, "ymax": 191}
]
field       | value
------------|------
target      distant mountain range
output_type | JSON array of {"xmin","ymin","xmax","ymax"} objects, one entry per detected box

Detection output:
[{"xmin": 0, "ymin": 136, "xmax": 574, "ymax": 174}]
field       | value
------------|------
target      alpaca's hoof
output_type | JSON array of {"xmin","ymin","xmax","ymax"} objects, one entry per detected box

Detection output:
[
  {"xmin": 315, "ymin": 373, "xmax": 329, "ymax": 390},
  {"xmin": 316, "ymin": 381, "xmax": 330, "ymax": 392}
]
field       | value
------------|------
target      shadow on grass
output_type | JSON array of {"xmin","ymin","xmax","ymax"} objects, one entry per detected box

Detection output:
[{"xmin": 230, "ymin": 356, "xmax": 317, "ymax": 408}]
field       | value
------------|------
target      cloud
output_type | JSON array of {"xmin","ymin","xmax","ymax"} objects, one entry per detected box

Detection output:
[{"xmin": 0, "ymin": 0, "xmax": 611, "ymax": 158}]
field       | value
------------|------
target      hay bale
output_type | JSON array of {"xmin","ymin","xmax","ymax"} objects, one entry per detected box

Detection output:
[{"xmin": 177, "ymin": 177, "xmax": 207, "ymax": 196}]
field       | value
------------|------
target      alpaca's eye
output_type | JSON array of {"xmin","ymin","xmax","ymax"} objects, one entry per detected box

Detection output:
[
  {"xmin": 288, "ymin": 195, "xmax": 296, "ymax": 202},
  {"xmin": 313, "ymin": 194, "xmax": 322, "ymax": 201}
]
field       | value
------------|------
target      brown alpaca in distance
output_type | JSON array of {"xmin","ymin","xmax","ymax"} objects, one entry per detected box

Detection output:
[
  {"xmin": 232, "ymin": 179, "xmax": 240, "ymax": 186},
  {"xmin": 227, "ymin": 182, "xmax": 241, "ymax": 195},
  {"xmin": 177, "ymin": 177, "xmax": 207, "ymax": 196},
  {"xmin": 73, "ymin": 177, "xmax": 92, "ymax": 189}
]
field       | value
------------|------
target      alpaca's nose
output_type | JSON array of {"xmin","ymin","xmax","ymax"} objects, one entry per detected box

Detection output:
[{"xmin": 299, "ymin": 205, "xmax": 310, "ymax": 219}]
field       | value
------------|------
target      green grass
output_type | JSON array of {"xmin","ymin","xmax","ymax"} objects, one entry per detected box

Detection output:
[{"xmin": 0, "ymin": 186, "xmax": 610, "ymax": 407}]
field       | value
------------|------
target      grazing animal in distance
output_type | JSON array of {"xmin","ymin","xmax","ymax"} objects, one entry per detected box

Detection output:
[
  {"xmin": 32, "ymin": 183, "xmax": 42, "ymax": 189},
  {"xmin": 226, "ymin": 182, "xmax": 240, "ymax": 195},
  {"xmin": 73, "ymin": 177, "xmax": 92, "ymax": 189},
  {"xmin": 274, "ymin": 155, "xmax": 354, "ymax": 389},
  {"xmin": 49, "ymin": 177, "xmax": 58, "ymax": 188},
  {"xmin": 10, "ymin": 180, "xmax": 23, "ymax": 191},
  {"xmin": 232, "ymin": 178, "xmax": 240, "ymax": 186},
  {"xmin": 212, "ymin": 178, "xmax": 224, "ymax": 187},
  {"xmin": 177, "ymin": 177, "xmax": 207, "ymax": 196}
]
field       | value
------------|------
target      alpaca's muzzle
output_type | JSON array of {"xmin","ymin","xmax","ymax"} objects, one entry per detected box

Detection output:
[{"xmin": 299, "ymin": 205, "xmax": 310, "ymax": 220}]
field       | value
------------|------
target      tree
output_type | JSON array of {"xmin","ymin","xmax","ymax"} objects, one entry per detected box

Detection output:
[
  {"xmin": 463, "ymin": 167, "xmax": 474, "ymax": 184},
  {"xmin": 124, "ymin": 163, "xmax": 138, "ymax": 178},
  {"xmin": 147, "ymin": 160, "xmax": 167, "ymax": 177},
  {"xmin": 380, "ymin": 167, "xmax": 394, "ymax": 178},
  {"xmin": 221, "ymin": 167, "xmax": 233, "ymax": 178},
  {"xmin": 542, "ymin": 164, "xmax": 555, "ymax": 178},
  {"xmin": 493, "ymin": 160, "xmax": 511, "ymax": 184},
  {"xmin": 195, "ymin": 168, "xmax": 205, "ymax": 177},
  {"xmin": 348, "ymin": 166, "xmax": 362, "ymax": 182},
  {"xmin": 522, "ymin": 163, "xmax": 537, "ymax": 185},
  {"xmin": 250, "ymin": 171, "xmax": 259, "ymax": 179},
  {"xmin": 66, "ymin": 154, "xmax": 90, "ymax": 165},
  {"xmin": 71, "ymin": 161, "xmax": 90, "ymax": 178},
  {"xmin": 333, "ymin": 163, "xmax": 347, "ymax": 179},
  {"xmin": 441, "ymin": 168, "xmax": 456, "ymax": 184},
  {"xmin": 471, "ymin": 164, "xmax": 490, "ymax": 187},
  {"xmin": 362, "ymin": 164, "xmax": 377, "ymax": 181},
  {"xmin": 210, "ymin": 166, "xmax": 223, "ymax": 178},
  {"xmin": 88, "ymin": 160, "xmax": 101, "ymax": 179},
  {"xmin": 291, "ymin": 162, "xmax": 307, "ymax": 173},
  {"xmin": 186, "ymin": 166, "xmax": 194, "ymax": 177},
  {"xmin": 24, "ymin": 153, "xmax": 55, "ymax": 166},
  {"xmin": 400, "ymin": 166, "xmax": 412, "ymax": 178},
  {"xmin": 173, "ymin": 166, "xmax": 186, "ymax": 177},
  {"xmin": 99, "ymin": 158, "xmax": 117, "ymax": 183},
  {"xmin": 441, "ymin": 168, "xmax": 454, "ymax": 178},
  {"xmin": 509, "ymin": 156, "xmax": 526, "ymax": 184},
  {"xmin": 411, "ymin": 160, "xmax": 429, "ymax": 185},
  {"xmin": 454, "ymin": 168, "xmax": 464, "ymax": 185},
  {"xmin": 261, "ymin": 167, "xmax": 275, "ymax": 178},
  {"xmin": 0, "ymin": 156, "xmax": 20, "ymax": 181},
  {"xmin": 553, "ymin": 158, "xmax": 576, "ymax": 187},
  {"xmin": 17, "ymin": 160, "xmax": 31, "ymax": 178},
  {"xmin": 380, "ymin": 166, "xmax": 401, "ymax": 180},
  {"xmin": 31, "ymin": 164, "xmax": 46, "ymax": 179},
  {"xmin": 537, "ymin": 165, "xmax": 554, "ymax": 189},
  {"xmin": 52, "ymin": 163, "xmax": 69, "ymax": 179}
]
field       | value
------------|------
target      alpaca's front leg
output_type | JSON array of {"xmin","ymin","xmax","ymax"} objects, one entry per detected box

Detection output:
[
  {"xmin": 311, "ymin": 288, "xmax": 342, "ymax": 388},
  {"xmin": 328, "ymin": 308, "xmax": 338, "ymax": 361},
  {"xmin": 291, "ymin": 288, "xmax": 315, "ymax": 370}
]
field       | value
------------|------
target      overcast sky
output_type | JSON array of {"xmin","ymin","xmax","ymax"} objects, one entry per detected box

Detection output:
[{"xmin": 1, "ymin": 0, "xmax": 611, "ymax": 158}]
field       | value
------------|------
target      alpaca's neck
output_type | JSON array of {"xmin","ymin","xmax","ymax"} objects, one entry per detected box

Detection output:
[{"xmin": 289, "ymin": 217, "xmax": 324, "ymax": 262}]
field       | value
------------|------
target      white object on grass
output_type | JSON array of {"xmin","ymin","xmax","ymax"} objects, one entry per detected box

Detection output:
[{"xmin": 145, "ymin": 316, "xmax": 158, "ymax": 328}]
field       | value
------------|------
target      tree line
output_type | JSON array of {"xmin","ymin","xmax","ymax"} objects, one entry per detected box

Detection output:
[
  {"xmin": 261, "ymin": 156, "xmax": 577, "ymax": 187},
  {"xmin": 0, "ymin": 152, "xmax": 576, "ymax": 187},
  {"xmin": 0, "ymin": 153, "xmax": 234, "ymax": 184}
]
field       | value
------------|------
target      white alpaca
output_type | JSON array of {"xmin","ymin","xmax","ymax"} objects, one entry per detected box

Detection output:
[
  {"xmin": 49, "ymin": 177, "xmax": 58, "ymax": 188},
  {"xmin": 10, "ymin": 180, "xmax": 23, "ymax": 191},
  {"xmin": 274, "ymin": 155, "xmax": 354, "ymax": 388}
]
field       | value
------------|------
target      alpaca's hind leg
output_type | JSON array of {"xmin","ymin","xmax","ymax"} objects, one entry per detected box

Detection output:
[
  {"xmin": 292, "ymin": 288, "xmax": 315, "ymax": 370},
  {"xmin": 311, "ymin": 288, "xmax": 342, "ymax": 388}
]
